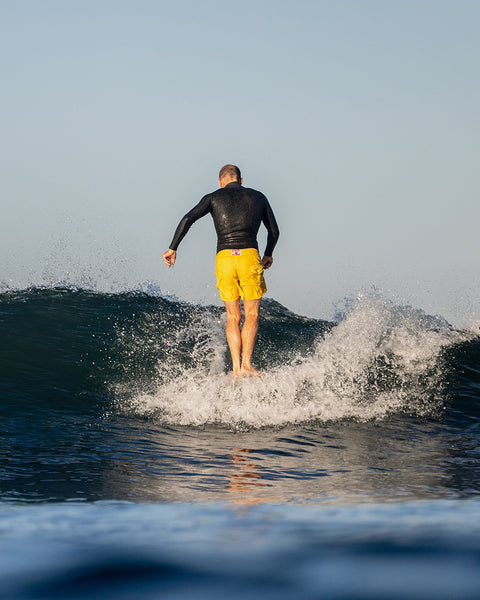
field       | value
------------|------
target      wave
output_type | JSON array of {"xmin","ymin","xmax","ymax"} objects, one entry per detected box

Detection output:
[{"xmin": 1, "ymin": 287, "xmax": 479, "ymax": 428}]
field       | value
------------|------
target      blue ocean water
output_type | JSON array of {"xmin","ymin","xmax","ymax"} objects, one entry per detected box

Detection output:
[{"xmin": 1, "ymin": 288, "xmax": 480, "ymax": 599}]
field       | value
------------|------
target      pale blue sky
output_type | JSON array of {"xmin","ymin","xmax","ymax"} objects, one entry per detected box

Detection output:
[{"xmin": 1, "ymin": 1, "xmax": 479, "ymax": 324}]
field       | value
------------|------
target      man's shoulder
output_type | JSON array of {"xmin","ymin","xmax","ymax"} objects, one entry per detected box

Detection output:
[
  {"xmin": 205, "ymin": 187, "xmax": 223, "ymax": 199},
  {"xmin": 244, "ymin": 187, "xmax": 268, "ymax": 202},
  {"xmin": 197, "ymin": 190, "xmax": 218, "ymax": 204}
]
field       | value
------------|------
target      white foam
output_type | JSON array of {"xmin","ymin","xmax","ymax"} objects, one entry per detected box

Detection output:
[{"xmin": 125, "ymin": 296, "xmax": 478, "ymax": 428}]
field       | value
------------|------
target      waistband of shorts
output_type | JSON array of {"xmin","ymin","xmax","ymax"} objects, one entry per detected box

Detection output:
[{"xmin": 216, "ymin": 248, "xmax": 260, "ymax": 258}]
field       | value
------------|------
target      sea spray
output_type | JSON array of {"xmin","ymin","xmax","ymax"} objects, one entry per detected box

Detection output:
[{"xmin": 126, "ymin": 296, "xmax": 474, "ymax": 428}]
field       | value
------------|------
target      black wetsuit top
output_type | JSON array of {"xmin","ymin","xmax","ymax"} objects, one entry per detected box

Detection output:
[{"xmin": 169, "ymin": 182, "xmax": 280, "ymax": 256}]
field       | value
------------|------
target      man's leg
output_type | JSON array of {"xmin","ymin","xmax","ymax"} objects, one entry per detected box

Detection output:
[
  {"xmin": 240, "ymin": 298, "xmax": 261, "ymax": 375},
  {"xmin": 224, "ymin": 300, "xmax": 242, "ymax": 374}
]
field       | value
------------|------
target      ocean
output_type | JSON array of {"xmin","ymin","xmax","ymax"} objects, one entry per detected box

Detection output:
[{"xmin": 1, "ymin": 287, "xmax": 480, "ymax": 599}]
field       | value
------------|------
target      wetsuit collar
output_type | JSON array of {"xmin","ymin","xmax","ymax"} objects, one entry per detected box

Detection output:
[{"xmin": 224, "ymin": 181, "xmax": 242, "ymax": 189}]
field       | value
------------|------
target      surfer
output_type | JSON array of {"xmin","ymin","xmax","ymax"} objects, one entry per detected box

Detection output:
[{"xmin": 162, "ymin": 165, "xmax": 279, "ymax": 377}]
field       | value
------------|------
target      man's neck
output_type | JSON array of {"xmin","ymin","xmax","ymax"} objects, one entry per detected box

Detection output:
[{"xmin": 219, "ymin": 177, "xmax": 243, "ymax": 188}]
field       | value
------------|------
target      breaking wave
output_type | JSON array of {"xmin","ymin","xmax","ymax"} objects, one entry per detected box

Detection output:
[{"xmin": 1, "ymin": 287, "xmax": 478, "ymax": 429}]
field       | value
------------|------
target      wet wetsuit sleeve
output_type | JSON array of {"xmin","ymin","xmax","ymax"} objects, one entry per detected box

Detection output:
[
  {"xmin": 263, "ymin": 200, "xmax": 280, "ymax": 257},
  {"xmin": 169, "ymin": 195, "xmax": 212, "ymax": 251}
]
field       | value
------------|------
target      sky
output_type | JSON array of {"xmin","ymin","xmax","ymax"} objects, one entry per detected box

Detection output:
[{"xmin": 1, "ymin": 0, "xmax": 479, "ymax": 325}]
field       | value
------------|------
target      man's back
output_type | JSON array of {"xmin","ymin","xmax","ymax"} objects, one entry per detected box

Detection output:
[
  {"xmin": 169, "ymin": 181, "xmax": 279, "ymax": 256},
  {"xmin": 206, "ymin": 182, "xmax": 277, "ymax": 253}
]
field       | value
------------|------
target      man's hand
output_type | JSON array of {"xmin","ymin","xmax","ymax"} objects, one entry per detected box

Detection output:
[
  {"xmin": 262, "ymin": 255, "xmax": 273, "ymax": 269},
  {"xmin": 163, "ymin": 248, "xmax": 177, "ymax": 268}
]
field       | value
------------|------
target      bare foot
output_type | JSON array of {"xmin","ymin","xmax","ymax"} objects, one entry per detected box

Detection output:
[{"xmin": 240, "ymin": 365, "xmax": 263, "ymax": 378}]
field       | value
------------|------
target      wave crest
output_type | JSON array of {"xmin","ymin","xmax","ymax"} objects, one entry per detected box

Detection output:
[{"xmin": 123, "ymin": 296, "xmax": 475, "ymax": 428}]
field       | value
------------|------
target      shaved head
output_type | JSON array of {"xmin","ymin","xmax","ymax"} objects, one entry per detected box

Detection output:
[{"xmin": 219, "ymin": 164, "xmax": 241, "ymax": 182}]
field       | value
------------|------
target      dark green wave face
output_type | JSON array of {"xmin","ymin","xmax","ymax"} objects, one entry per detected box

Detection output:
[{"xmin": 0, "ymin": 288, "xmax": 329, "ymax": 414}]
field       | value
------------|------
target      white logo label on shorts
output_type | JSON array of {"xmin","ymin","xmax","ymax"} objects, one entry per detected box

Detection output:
[{"xmin": 231, "ymin": 249, "xmax": 241, "ymax": 256}]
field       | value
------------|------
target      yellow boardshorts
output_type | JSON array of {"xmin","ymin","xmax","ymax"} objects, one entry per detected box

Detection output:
[{"xmin": 215, "ymin": 248, "xmax": 267, "ymax": 302}]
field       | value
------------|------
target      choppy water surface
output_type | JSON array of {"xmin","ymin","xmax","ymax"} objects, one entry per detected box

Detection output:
[{"xmin": 2, "ymin": 288, "xmax": 480, "ymax": 598}]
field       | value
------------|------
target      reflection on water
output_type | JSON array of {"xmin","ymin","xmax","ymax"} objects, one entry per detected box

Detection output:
[
  {"xmin": 3, "ymin": 411, "xmax": 480, "ymax": 505},
  {"xmin": 90, "ymin": 416, "xmax": 480, "ymax": 505},
  {"xmin": 228, "ymin": 447, "xmax": 278, "ymax": 505}
]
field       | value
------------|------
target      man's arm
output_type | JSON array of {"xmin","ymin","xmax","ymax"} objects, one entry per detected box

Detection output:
[
  {"xmin": 262, "ymin": 200, "xmax": 280, "ymax": 264},
  {"xmin": 162, "ymin": 195, "xmax": 211, "ymax": 267}
]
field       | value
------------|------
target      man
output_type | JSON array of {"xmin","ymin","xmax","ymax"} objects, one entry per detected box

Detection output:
[{"xmin": 162, "ymin": 164, "xmax": 279, "ymax": 377}]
